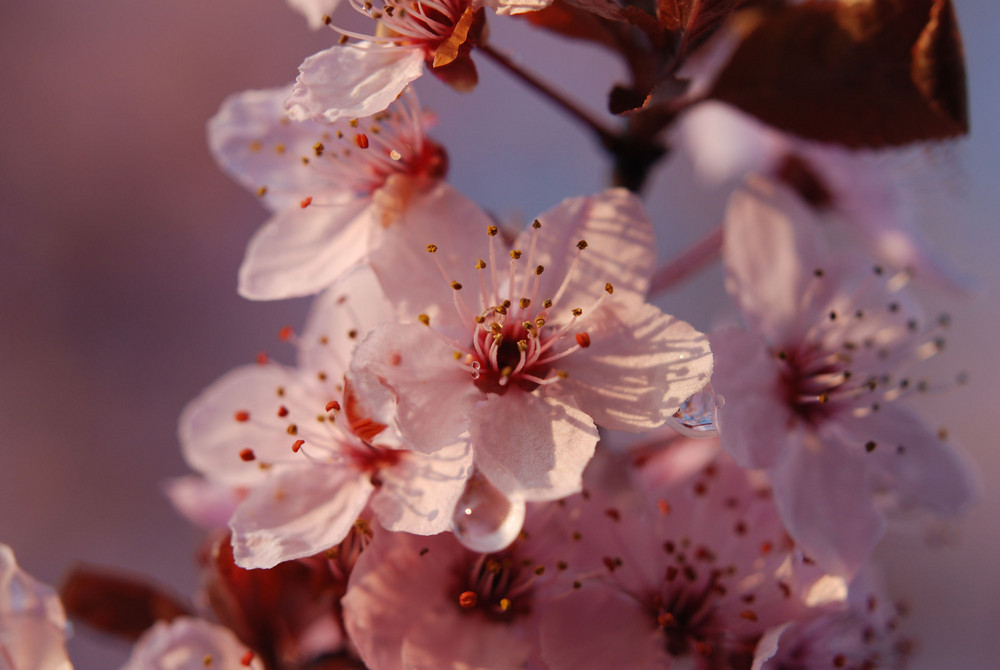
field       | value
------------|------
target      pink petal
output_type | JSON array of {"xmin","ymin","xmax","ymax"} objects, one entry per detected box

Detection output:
[
  {"xmin": 285, "ymin": 43, "xmax": 425, "ymax": 123},
  {"xmin": 162, "ymin": 475, "xmax": 241, "ymax": 530},
  {"xmin": 368, "ymin": 182, "xmax": 494, "ymax": 338},
  {"xmin": 230, "ymin": 465, "xmax": 373, "ymax": 569},
  {"xmin": 470, "ymin": 392, "xmax": 597, "ymax": 501},
  {"xmin": 372, "ymin": 441, "xmax": 474, "ymax": 535},
  {"xmin": 343, "ymin": 531, "xmax": 535, "ymax": 670},
  {"xmin": 724, "ymin": 178, "xmax": 830, "ymax": 343},
  {"xmin": 208, "ymin": 86, "xmax": 337, "ymax": 211},
  {"xmin": 285, "ymin": 0, "xmax": 343, "ymax": 29},
  {"xmin": 122, "ymin": 617, "xmax": 263, "ymax": 670},
  {"xmin": 709, "ymin": 327, "xmax": 791, "ymax": 468},
  {"xmin": 527, "ymin": 189, "xmax": 656, "ymax": 317},
  {"xmin": 0, "ymin": 545, "xmax": 71, "ymax": 670},
  {"xmin": 540, "ymin": 583, "xmax": 666, "ymax": 670},
  {"xmin": 180, "ymin": 364, "xmax": 321, "ymax": 486},
  {"xmin": 299, "ymin": 264, "xmax": 396, "ymax": 374},
  {"xmin": 559, "ymin": 300, "xmax": 713, "ymax": 432},
  {"xmin": 349, "ymin": 322, "xmax": 482, "ymax": 453},
  {"xmin": 238, "ymin": 198, "xmax": 377, "ymax": 300},
  {"xmin": 676, "ymin": 102, "xmax": 781, "ymax": 183},
  {"xmin": 832, "ymin": 404, "xmax": 978, "ymax": 515},
  {"xmin": 769, "ymin": 433, "xmax": 884, "ymax": 578}
]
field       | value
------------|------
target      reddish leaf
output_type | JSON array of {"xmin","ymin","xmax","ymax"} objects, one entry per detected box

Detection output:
[
  {"xmin": 707, "ymin": 0, "xmax": 968, "ymax": 147},
  {"xmin": 659, "ymin": 0, "xmax": 769, "ymax": 57},
  {"xmin": 520, "ymin": 0, "xmax": 622, "ymax": 50},
  {"xmin": 60, "ymin": 566, "xmax": 190, "ymax": 641}
]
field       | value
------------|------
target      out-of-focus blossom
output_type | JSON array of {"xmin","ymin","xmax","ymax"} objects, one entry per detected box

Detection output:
[
  {"xmin": 675, "ymin": 102, "xmax": 975, "ymax": 292},
  {"xmin": 287, "ymin": 0, "xmax": 344, "ymax": 29},
  {"xmin": 537, "ymin": 440, "xmax": 832, "ymax": 670},
  {"xmin": 351, "ymin": 189, "xmax": 712, "ymax": 517},
  {"xmin": 756, "ymin": 569, "xmax": 912, "ymax": 670},
  {"xmin": 179, "ymin": 267, "xmax": 472, "ymax": 568},
  {"xmin": 120, "ymin": 617, "xmax": 264, "ymax": 670},
  {"xmin": 0, "ymin": 544, "xmax": 72, "ymax": 670},
  {"xmin": 209, "ymin": 86, "xmax": 446, "ymax": 299},
  {"xmin": 711, "ymin": 177, "xmax": 977, "ymax": 577}
]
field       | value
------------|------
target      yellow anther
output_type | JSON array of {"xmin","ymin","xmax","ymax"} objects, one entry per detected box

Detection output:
[
  {"xmin": 487, "ymin": 225, "xmax": 498, "ymax": 236},
  {"xmin": 510, "ymin": 249, "xmax": 522, "ymax": 260},
  {"xmin": 426, "ymin": 243, "xmax": 438, "ymax": 253},
  {"xmin": 418, "ymin": 314, "xmax": 430, "ymax": 325}
]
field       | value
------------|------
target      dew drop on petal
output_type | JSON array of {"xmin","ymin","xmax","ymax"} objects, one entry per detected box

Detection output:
[
  {"xmin": 451, "ymin": 472, "xmax": 526, "ymax": 553},
  {"xmin": 665, "ymin": 385, "xmax": 721, "ymax": 438}
]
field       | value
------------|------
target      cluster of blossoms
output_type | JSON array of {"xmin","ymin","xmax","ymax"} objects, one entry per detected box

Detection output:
[{"xmin": 2, "ymin": 0, "xmax": 980, "ymax": 668}]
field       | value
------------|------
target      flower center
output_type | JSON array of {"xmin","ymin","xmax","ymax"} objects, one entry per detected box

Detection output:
[
  {"xmin": 453, "ymin": 552, "xmax": 535, "ymax": 622},
  {"xmin": 305, "ymin": 92, "xmax": 445, "ymax": 198}
]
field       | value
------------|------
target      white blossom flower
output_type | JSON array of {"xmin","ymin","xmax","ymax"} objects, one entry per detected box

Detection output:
[
  {"xmin": 209, "ymin": 86, "xmax": 446, "ymax": 299},
  {"xmin": 351, "ymin": 189, "xmax": 712, "ymax": 513},
  {"xmin": 711, "ymin": 177, "xmax": 978, "ymax": 577},
  {"xmin": 179, "ymin": 268, "xmax": 472, "ymax": 568}
]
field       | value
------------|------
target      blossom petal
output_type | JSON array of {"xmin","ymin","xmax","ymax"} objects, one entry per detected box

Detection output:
[
  {"xmin": 343, "ymin": 531, "xmax": 535, "ymax": 670},
  {"xmin": 238, "ymin": 198, "xmax": 376, "ymax": 300},
  {"xmin": 769, "ymin": 433, "xmax": 884, "ymax": 578},
  {"xmin": 833, "ymin": 404, "xmax": 978, "ymax": 515},
  {"xmin": 372, "ymin": 441, "xmax": 474, "ymax": 535},
  {"xmin": 122, "ymin": 617, "xmax": 263, "ymax": 670},
  {"xmin": 162, "ymin": 476, "xmax": 241, "ymax": 530},
  {"xmin": 0, "ymin": 545, "xmax": 72, "ymax": 670},
  {"xmin": 350, "ymin": 322, "xmax": 482, "ymax": 453},
  {"xmin": 709, "ymin": 327, "xmax": 791, "ymax": 468},
  {"xmin": 558, "ymin": 300, "xmax": 713, "ymax": 432},
  {"xmin": 368, "ymin": 182, "xmax": 494, "ymax": 337},
  {"xmin": 299, "ymin": 264, "xmax": 396, "ymax": 374},
  {"xmin": 179, "ymin": 364, "xmax": 323, "ymax": 486},
  {"xmin": 540, "ymin": 583, "xmax": 665, "ymax": 670},
  {"xmin": 529, "ymin": 189, "xmax": 656, "ymax": 316},
  {"xmin": 286, "ymin": 0, "xmax": 343, "ymax": 29},
  {"xmin": 285, "ymin": 43, "xmax": 425, "ymax": 123},
  {"xmin": 208, "ymin": 86, "xmax": 337, "ymax": 211},
  {"xmin": 230, "ymin": 465, "xmax": 373, "ymax": 569},
  {"xmin": 470, "ymin": 392, "xmax": 597, "ymax": 501},
  {"xmin": 724, "ymin": 178, "xmax": 830, "ymax": 342}
]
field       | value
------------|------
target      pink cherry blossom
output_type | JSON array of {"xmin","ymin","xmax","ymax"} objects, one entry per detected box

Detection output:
[
  {"xmin": 179, "ymin": 267, "xmax": 472, "ymax": 568},
  {"xmin": 351, "ymin": 189, "xmax": 713, "ymax": 512},
  {"xmin": 342, "ymin": 495, "xmax": 583, "ymax": 670},
  {"xmin": 675, "ymin": 102, "xmax": 975, "ymax": 292},
  {"xmin": 755, "ymin": 569, "xmax": 911, "ymax": 670},
  {"xmin": 537, "ymin": 440, "xmax": 833, "ymax": 670},
  {"xmin": 209, "ymin": 86, "xmax": 447, "ymax": 299},
  {"xmin": 285, "ymin": 0, "xmax": 553, "ymax": 123},
  {"xmin": 711, "ymin": 177, "xmax": 978, "ymax": 577},
  {"xmin": 286, "ymin": 0, "xmax": 485, "ymax": 124},
  {"xmin": 120, "ymin": 617, "xmax": 264, "ymax": 670},
  {"xmin": 0, "ymin": 544, "xmax": 72, "ymax": 670}
]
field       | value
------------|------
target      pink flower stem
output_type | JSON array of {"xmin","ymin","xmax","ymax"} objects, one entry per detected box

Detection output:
[
  {"xmin": 649, "ymin": 225, "xmax": 723, "ymax": 295},
  {"xmin": 478, "ymin": 42, "xmax": 618, "ymax": 147}
]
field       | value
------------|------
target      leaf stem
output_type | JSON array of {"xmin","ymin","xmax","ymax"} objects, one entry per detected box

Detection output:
[
  {"xmin": 649, "ymin": 225, "xmax": 723, "ymax": 294},
  {"xmin": 478, "ymin": 42, "xmax": 619, "ymax": 147}
]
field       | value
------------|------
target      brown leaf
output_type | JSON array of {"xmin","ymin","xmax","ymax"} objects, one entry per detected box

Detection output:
[
  {"xmin": 707, "ymin": 0, "xmax": 968, "ymax": 147},
  {"xmin": 60, "ymin": 566, "xmax": 190, "ymax": 641}
]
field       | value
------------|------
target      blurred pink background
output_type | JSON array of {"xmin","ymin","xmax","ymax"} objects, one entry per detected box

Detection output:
[{"xmin": 0, "ymin": 1, "xmax": 996, "ymax": 667}]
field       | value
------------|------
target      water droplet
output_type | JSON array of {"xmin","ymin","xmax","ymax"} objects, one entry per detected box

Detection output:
[
  {"xmin": 451, "ymin": 472, "xmax": 525, "ymax": 553},
  {"xmin": 666, "ymin": 385, "xmax": 721, "ymax": 438}
]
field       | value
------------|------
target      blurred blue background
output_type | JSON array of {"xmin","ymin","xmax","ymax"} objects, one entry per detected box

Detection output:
[{"xmin": 0, "ymin": 1, "xmax": 996, "ymax": 667}]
